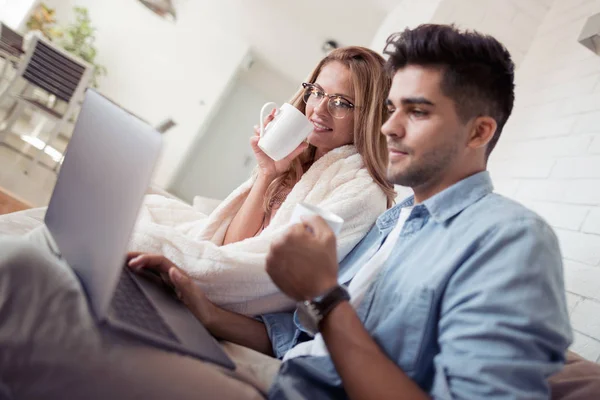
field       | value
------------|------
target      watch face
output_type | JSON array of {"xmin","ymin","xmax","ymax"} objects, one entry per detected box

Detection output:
[{"xmin": 297, "ymin": 301, "xmax": 319, "ymax": 337}]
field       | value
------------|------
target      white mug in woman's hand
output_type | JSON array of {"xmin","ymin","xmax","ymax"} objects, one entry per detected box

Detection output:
[{"xmin": 258, "ymin": 102, "xmax": 313, "ymax": 161}]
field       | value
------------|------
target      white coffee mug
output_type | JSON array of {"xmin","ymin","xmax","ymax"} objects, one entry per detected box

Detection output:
[
  {"xmin": 289, "ymin": 202, "xmax": 344, "ymax": 236},
  {"xmin": 258, "ymin": 102, "xmax": 313, "ymax": 161}
]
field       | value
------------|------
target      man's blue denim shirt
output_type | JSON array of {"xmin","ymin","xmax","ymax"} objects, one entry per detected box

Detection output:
[{"xmin": 261, "ymin": 171, "xmax": 572, "ymax": 399}]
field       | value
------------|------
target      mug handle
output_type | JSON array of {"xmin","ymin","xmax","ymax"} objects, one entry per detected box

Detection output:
[{"xmin": 260, "ymin": 102, "xmax": 279, "ymax": 137}]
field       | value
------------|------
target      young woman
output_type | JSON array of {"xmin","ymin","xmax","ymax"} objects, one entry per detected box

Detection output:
[{"xmin": 128, "ymin": 46, "xmax": 395, "ymax": 316}]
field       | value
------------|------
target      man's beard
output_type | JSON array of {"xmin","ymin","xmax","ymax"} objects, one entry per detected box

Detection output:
[{"xmin": 387, "ymin": 143, "xmax": 458, "ymax": 188}]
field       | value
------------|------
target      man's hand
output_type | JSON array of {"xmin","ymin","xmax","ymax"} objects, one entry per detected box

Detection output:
[{"xmin": 266, "ymin": 215, "xmax": 339, "ymax": 301}]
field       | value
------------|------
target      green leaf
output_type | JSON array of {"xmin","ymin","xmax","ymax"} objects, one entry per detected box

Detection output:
[{"xmin": 50, "ymin": 5, "xmax": 108, "ymax": 87}]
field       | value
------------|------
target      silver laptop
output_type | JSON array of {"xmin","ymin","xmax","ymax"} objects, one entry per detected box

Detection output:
[{"xmin": 44, "ymin": 89, "xmax": 235, "ymax": 370}]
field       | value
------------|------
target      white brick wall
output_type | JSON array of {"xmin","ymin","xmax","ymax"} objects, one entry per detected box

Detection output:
[
  {"xmin": 571, "ymin": 331, "xmax": 600, "ymax": 362},
  {"xmin": 571, "ymin": 300, "xmax": 600, "ymax": 343},
  {"xmin": 370, "ymin": 0, "xmax": 442, "ymax": 54},
  {"xmin": 489, "ymin": 158, "xmax": 556, "ymax": 179},
  {"xmin": 592, "ymin": 137, "xmax": 600, "ymax": 154},
  {"xmin": 486, "ymin": 0, "xmax": 600, "ymax": 360},
  {"xmin": 553, "ymin": 156, "xmax": 600, "ymax": 179},
  {"xmin": 566, "ymin": 292, "xmax": 583, "ymax": 314},
  {"xmin": 574, "ymin": 111, "xmax": 600, "ymax": 133},
  {"xmin": 431, "ymin": 0, "xmax": 552, "ymax": 68},
  {"xmin": 564, "ymin": 260, "xmax": 600, "ymax": 301},
  {"xmin": 513, "ymin": 179, "xmax": 600, "ymax": 204},
  {"xmin": 519, "ymin": 201, "xmax": 589, "ymax": 231},
  {"xmin": 583, "ymin": 209, "xmax": 600, "ymax": 235},
  {"xmin": 554, "ymin": 230, "xmax": 600, "ymax": 266},
  {"xmin": 493, "ymin": 136, "xmax": 593, "ymax": 160}
]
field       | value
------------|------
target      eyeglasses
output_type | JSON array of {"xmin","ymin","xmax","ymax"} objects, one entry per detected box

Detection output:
[{"xmin": 302, "ymin": 82, "xmax": 355, "ymax": 119}]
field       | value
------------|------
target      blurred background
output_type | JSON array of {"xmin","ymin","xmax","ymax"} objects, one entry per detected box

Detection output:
[{"xmin": 1, "ymin": 0, "xmax": 600, "ymax": 362}]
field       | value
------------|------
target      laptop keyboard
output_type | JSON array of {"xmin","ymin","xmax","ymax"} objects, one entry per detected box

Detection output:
[{"xmin": 110, "ymin": 270, "xmax": 179, "ymax": 342}]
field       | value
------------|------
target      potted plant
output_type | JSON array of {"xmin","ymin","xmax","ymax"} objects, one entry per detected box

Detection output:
[
  {"xmin": 25, "ymin": 3, "xmax": 60, "ymax": 39},
  {"xmin": 57, "ymin": 7, "xmax": 107, "ymax": 87}
]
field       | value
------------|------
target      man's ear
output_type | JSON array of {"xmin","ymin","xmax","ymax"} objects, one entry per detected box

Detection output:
[{"xmin": 468, "ymin": 116, "xmax": 497, "ymax": 150}]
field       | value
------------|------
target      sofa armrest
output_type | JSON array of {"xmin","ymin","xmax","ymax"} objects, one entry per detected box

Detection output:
[
  {"xmin": 146, "ymin": 185, "xmax": 184, "ymax": 201},
  {"xmin": 145, "ymin": 185, "xmax": 221, "ymax": 215},
  {"xmin": 192, "ymin": 195, "xmax": 222, "ymax": 215}
]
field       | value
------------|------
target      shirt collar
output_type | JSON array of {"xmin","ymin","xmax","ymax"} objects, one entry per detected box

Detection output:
[{"xmin": 376, "ymin": 171, "xmax": 494, "ymax": 230}]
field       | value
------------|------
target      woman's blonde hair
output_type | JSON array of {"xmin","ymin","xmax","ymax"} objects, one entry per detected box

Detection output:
[{"xmin": 263, "ymin": 46, "xmax": 395, "ymax": 212}]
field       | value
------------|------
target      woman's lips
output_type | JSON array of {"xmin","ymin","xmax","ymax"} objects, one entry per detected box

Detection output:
[{"xmin": 311, "ymin": 120, "xmax": 332, "ymax": 132}]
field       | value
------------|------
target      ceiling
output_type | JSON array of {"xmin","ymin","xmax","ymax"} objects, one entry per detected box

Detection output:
[{"xmin": 179, "ymin": 0, "xmax": 396, "ymax": 83}]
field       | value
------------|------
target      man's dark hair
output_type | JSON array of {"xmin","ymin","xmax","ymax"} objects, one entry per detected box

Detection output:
[{"xmin": 383, "ymin": 24, "xmax": 515, "ymax": 158}]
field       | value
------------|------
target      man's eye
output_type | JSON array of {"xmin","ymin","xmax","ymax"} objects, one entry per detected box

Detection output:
[{"xmin": 411, "ymin": 109, "xmax": 427, "ymax": 117}]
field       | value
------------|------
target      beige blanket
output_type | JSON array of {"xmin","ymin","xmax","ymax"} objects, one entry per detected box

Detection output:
[{"xmin": 129, "ymin": 145, "xmax": 387, "ymax": 315}]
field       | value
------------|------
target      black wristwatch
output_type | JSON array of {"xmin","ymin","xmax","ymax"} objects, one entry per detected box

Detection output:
[{"xmin": 297, "ymin": 285, "xmax": 350, "ymax": 336}]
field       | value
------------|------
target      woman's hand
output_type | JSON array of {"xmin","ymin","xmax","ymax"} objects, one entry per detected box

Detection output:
[
  {"xmin": 250, "ymin": 108, "xmax": 309, "ymax": 181},
  {"xmin": 126, "ymin": 252, "xmax": 218, "ymax": 327},
  {"xmin": 127, "ymin": 252, "xmax": 276, "ymax": 356}
]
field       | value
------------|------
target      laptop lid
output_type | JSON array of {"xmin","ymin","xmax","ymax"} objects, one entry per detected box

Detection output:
[{"xmin": 45, "ymin": 89, "xmax": 162, "ymax": 319}]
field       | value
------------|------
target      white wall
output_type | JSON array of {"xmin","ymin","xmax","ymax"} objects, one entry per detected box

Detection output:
[
  {"xmin": 431, "ymin": 0, "xmax": 554, "ymax": 67},
  {"xmin": 211, "ymin": 0, "xmax": 388, "ymax": 84},
  {"xmin": 370, "ymin": 0, "xmax": 442, "ymax": 53},
  {"xmin": 371, "ymin": 0, "xmax": 553, "ymax": 67},
  {"xmin": 487, "ymin": 0, "xmax": 600, "ymax": 362},
  {"xmin": 42, "ymin": 0, "xmax": 250, "ymax": 188},
  {"xmin": 171, "ymin": 57, "xmax": 297, "ymax": 201},
  {"xmin": 0, "ymin": 0, "xmax": 37, "ymax": 30},
  {"xmin": 37, "ymin": 0, "xmax": 393, "ymax": 189}
]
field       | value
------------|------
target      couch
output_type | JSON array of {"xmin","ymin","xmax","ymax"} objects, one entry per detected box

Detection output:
[{"xmin": 0, "ymin": 186, "xmax": 598, "ymax": 398}]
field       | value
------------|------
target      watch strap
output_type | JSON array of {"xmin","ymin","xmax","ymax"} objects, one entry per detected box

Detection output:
[{"xmin": 312, "ymin": 285, "xmax": 350, "ymax": 324}]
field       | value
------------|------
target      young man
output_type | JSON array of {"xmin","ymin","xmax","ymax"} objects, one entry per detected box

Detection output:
[
  {"xmin": 261, "ymin": 24, "xmax": 572, "ymax": 399},
  {"xmin": 0, "ymin": 25, "xmax": 571, "ymax": 399}
]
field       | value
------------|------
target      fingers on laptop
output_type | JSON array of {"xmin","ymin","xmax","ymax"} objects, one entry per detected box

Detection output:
[
  {"xmin": 126, "ymin": 251, "xmax": 143, "ymax": 262},
  {"xmin": 127, "ymin": 253, "xmax": 175, "ymax": 274},
  {"xmin": 168, "ymin": 267, "xmax": 190, "ymax": 298}
]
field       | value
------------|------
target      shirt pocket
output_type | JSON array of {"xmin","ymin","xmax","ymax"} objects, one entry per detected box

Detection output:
[{"xmin": 373, "ymin": 285, "xmax": 435, "ymax": 375}]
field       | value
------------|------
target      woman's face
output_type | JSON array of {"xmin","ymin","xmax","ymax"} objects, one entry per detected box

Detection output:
[{"xmin": 305, "ymin": 61, "xmax": 355, "ymax": 153}]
